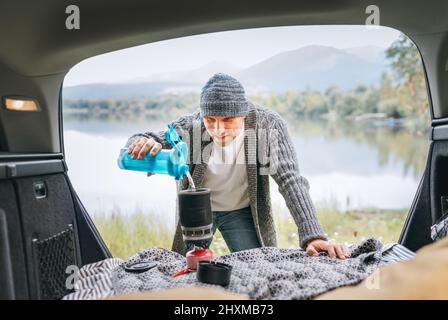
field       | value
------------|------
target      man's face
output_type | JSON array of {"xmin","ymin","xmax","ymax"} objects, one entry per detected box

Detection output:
[{"xmin": 203, "ymin": 115, "xmax": 246, "ymax": 146}]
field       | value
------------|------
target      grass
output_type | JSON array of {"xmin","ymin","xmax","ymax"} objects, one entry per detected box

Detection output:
[
  {"xmin": 93, "ymin": 205, "xmax": 408, "ymax": 259},
  {"xmin": 93, "ymin": 206, "xmax": 174, "ymax": 259},
  {"xmin": 276, "ymin": 206, "xmax": 407, "ymax": 249}
]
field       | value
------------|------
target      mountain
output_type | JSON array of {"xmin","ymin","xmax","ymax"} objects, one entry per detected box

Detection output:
[
  {"xmin": 236, "ymin": 45, "xmax": 386, "ymax": 93},
  {"xmin": 129, "ymin": 61, "xmax": 241, "ymax": 84},
  {"xmin": 63, "ymin": 45, "xmax": 387, "ymax": 99},
  {"xmin": 344, "ymin": 46, "xmax": 386, "ymax": 64},
  {"xmin": 63, "ymin": 61, "xmax": 241, "ymax": 99}
]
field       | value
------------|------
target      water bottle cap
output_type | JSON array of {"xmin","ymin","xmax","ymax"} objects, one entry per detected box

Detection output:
[{"xmin": 165, "ymin": 124, "xmax": 181, "ymax": 147}]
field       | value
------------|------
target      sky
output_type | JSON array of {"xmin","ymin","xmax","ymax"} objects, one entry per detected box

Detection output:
[{"xmin": 64, "ymin": 25, "xmax": 401, "ymax": 87}]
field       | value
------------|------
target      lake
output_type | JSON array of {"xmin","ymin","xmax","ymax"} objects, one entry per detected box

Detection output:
[{"xmin": 63, "ymin": 116, "xmax": 429, "ymax": 227}]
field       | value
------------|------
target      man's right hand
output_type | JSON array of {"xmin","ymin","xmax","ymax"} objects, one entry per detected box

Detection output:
[{"xmin": 127, "ymin": 136, "xmax": 162, "ymax": 160}]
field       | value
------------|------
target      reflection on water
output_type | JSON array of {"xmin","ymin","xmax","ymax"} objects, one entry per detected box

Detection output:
[
  {"xmin": 289, "ymin": 120, "xmax": 428, "ymax": 179},
  {"xmin": 63, "ymin": 117, "xmax": 429, "ymax": 227}
]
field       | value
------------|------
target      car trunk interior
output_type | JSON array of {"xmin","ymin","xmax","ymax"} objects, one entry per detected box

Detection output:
[{"xmin": 0, "ymin": 0, "xmax": 448, "ymax": 299}]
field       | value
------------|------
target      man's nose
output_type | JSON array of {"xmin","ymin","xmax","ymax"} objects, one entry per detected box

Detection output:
[{"xmin": 215, "ymin": 122, "xmax": 226, "ymax": 135}]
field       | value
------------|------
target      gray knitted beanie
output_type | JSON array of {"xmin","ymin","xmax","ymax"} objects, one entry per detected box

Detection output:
[{"xmin": 200, "ymin": 73, "xmax": 249, "ymax": 117}]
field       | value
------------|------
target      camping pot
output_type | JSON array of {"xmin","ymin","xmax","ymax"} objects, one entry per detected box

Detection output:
[
  {"xmin": 186, "ymin": 247, "xmax": 214, "ymax": 270},
  {"xmin": 178, "ymin": 188, "xmax": 213, "ymax": 250}
]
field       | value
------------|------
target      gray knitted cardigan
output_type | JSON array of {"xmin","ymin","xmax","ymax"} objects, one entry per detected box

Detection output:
[{"xmin": 125, "ymin": 100, "xmax": 327, "ymax": 255}]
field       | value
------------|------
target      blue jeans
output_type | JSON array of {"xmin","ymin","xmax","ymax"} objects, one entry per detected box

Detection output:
[{"xmin": 212, "ymin": 206, "xmax": 262, "ymax": 252}]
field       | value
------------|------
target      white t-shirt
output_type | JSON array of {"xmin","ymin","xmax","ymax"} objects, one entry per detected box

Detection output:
[{"xmin": 202, "ymin": 127, "xmax": 250, "ymax": 212}]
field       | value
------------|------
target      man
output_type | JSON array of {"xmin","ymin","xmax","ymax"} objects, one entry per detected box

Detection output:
[{"xmin": 126, "ymin": 73, "xmax": 348, "ymax": 259}]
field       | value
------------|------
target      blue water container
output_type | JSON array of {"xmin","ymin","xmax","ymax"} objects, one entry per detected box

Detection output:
[{"xmin": 117, "ymin": 124, "xmax": 189, "ymax": 180}]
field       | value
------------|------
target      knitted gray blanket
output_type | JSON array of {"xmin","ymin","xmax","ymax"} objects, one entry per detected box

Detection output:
[{"xmin": 112, "ymin": 238, "xmax": 387, "ymax": 300}]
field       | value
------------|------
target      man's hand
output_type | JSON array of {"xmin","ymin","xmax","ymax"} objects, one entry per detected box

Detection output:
[
  {"xmin": 127, "ymin": 136, "xmax": 162, "ymax": 160},
  {"xmin": 306, "ymin": 239, "xmax": 350, "ymax": 260}
]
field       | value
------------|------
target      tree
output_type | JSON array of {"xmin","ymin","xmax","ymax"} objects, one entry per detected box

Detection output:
[{"xmin": 385, "ymin": 34, "xmax": 429, "ymax": 119}]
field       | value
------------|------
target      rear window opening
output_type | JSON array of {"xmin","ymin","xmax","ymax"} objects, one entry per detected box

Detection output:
[{"xmin": 62, "ymin": 25, "xmax": 430, "ymax": 259}]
